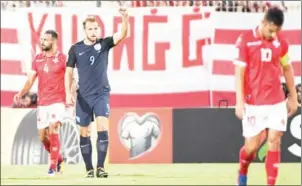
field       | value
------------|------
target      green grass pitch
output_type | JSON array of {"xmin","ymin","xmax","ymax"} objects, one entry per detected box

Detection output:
[{"xmin": 1, "ymin": 163, "xmax": 300, "ymax": 185}]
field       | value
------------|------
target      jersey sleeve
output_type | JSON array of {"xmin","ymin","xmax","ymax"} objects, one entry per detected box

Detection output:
[
  {"xmin": 233, "ymin": 34, "xmax": 248, "ymax": 67},
  {"xmin": 103, "ymin": 36, "xmax": 115, "ymax": 50},
  {"xmin": 60, "ymin": 54, "xmax": 67, "ymax": 69},
  {"xmin": 280, "ymin": 39, "xmax": 291, "ymax": 67},
  {"xmin": 66, "ymin": 46, "xmax": 76, "ymax": 68},
  {"xmin": 31, "ymin": 55, "xmax": 38, "ymax": 72}
]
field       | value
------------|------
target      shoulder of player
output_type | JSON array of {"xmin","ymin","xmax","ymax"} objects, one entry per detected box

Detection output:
[
  {"xmin": 96, "ymin": 38, "xmax": 106, "ymax": 45},
  {"xmin": 98, "ymin": 37, "xmax": 113, "ymax": 43},
  {"xmin": 35, "ymin": 53, "xmax": 44, "ymax": 58},
  {"xmin": 240, "ymin": 30, "xmax": 255, "ymax": 42},
  {"xmin": 33, "ymin": 53, "xmax": 45, "ymax": 61},
  {"xmin": 71, "ymin": 40, "xmax": 85, "ymax": 49},
  {"xmin": 57, "ymin": 52, "xmax": 67, "ymax": 59},
  {"xmin": 235, "ymin": 30, "xmax": 253, "ymax": 47},
  {"xmin": 277, "ymin": 34, "xmax": 289, "ymax": 46}
]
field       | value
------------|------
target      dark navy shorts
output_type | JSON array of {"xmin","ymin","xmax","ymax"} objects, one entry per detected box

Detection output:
[{"xmin": 75, "ymin": 92, "xmax": 110, "ymax": 127}]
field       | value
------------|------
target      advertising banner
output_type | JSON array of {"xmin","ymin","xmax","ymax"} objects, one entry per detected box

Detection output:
[
  {"xmin": 1, "ymin": 108, "xmax": 82, "ymax": 165},
  {"xmin": 172, "ymin": 108, "xmax": 301, "ymax": 163},
  {"xmin": 109, "ymin": 108, "xmax": 173, "ymax": 163}
]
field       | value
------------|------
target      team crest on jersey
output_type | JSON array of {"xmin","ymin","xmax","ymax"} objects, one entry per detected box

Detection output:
[
  {"xmin": 273, "ymin": 40, "xmax": 280, "ymax": 48},
  {"xmin": 94, "ymin": 43, "xmax": 102, "ymax": 51},
  {"xmin": 53, "ymin": 58, "xmax": 58, "ymax": 63}
]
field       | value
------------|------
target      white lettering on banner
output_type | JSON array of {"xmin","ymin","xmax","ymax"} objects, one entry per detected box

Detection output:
[
  {"xmin": 288, "ymin": 114, "xmax": 301, "ymax": 157},
  {"xmin": 16, "ymin": 8, "xmax": 213, "ymax": 94}
]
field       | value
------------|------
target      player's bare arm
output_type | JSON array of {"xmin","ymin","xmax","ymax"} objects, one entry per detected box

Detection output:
[
  {"xmin": 234, "ymin": 34, "xmax": 247, "ymax": 120},
  {"xmin": 235, "ymin": 65, "xmax": 246, "ymax": 119},
  {"xmin": 14, "ymin": 70, "xmax": 37, "ymax": 103},
  {"xmin": 65, "ymin": 46, "xmax": 76, "ymax": 105},
  {"xmin": 282, "ymin": 58, "xmax": 298, "ymax": 116},
  {"xmin": 113, "ymin": 7, "xmax": 129, "ymax": 46}
]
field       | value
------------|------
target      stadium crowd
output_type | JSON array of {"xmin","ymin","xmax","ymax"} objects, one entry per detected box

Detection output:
[{"xmin": 1, "ymin": 1, "xmax": 301, "ymax": 12}]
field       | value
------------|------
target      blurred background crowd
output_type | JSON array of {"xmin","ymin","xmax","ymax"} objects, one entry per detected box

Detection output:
[{"xmin": 1, "ymin": 0, "xmax": 301, "ymax": 12}]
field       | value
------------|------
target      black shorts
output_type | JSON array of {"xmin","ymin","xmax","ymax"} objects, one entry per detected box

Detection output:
[{"xmin": 75, "ymin": 92, "xmax": 110, "ymax": 126}]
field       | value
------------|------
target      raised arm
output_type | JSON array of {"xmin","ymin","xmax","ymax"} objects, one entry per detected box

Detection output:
[{"xmin": 113, "ymin": 7, "xmax": 129, "ymax": 46}]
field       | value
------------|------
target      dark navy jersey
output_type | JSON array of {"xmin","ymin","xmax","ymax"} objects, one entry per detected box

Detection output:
[{"xmin": 66, "ymin": 37, "xmax": 115, "ymax": 97}]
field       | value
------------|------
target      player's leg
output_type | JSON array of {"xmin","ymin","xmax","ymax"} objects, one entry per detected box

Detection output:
[
  {"xmin": 237, "ymin": 133, "xmax": 264, "ymax": 185},
  {"xmin": 37, "ymin": 106, "xmax": 59, "ymax": 175},
  {"xmin": 38, "ymin": 128, "xmax": 64, "ymax": 169},
  {"xmin": 47, "ymin": 103, "xmax": 66, "ymax": 175},
  {"xmin": 265, "ymin": 101, "xmax": 287, "ymax": 186},
  {"xmin": 237, "ymin": 105, "xmax": 266, "ymax": 186},
  {"xmin": 265, "ymin": 130, "xmax": 283, "ymax": 186},
  {"xmin": 93, "ymin": 93, "xmax": 110, "ymax": 178},
  {"xmin": 39, "ymin": 128, "xmax": 51, "ymax": 153},
  {"xmin": 76, "ymin": 97, "xmax": 94, "ymax": 177}
]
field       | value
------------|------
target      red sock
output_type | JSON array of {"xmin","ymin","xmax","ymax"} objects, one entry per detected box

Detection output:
[
  {"xmin": 42, "ymin": 138, "xmax": 63, "ymax": 162},
  {"xmin": 239, "ymin": 147, "xmax": 256, "ymax": 175},
  {"xmin": 49, "ymin": 134, "xmax": 61, "ymax": 170},
  {"xmin": 266, "ymin": 151, "xmax": 280, "ymax": 186}
]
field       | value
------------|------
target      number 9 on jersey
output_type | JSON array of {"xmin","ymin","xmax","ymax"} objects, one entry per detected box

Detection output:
[{"xmin": 90, "ymin": 56, "xmax": 95, "ymax": 66}]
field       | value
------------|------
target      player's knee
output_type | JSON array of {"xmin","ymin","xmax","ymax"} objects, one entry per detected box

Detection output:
[
  {"xmin": 80, "ymin": 126, "xmax": 91, "ymax": 137},
  {"xmin": 38, "ymin": 129, "xmax": 47, "ymax": 141},
  {"xmin": 267, "ymin": 131, "xmax": 283, "ymax": 150},
  {"xmin": 244, "ymin": 138, "xmax": 261, "ymax": 154},
  {"xmin": 49, "ymin": 122, "xmax": 60, "ymax": 134},
  {"xmin": 244, "ymin": 144, "xmax": 259, "ymax": 154},
  {"xmin": 95, "ymin": 116, "xmax": 108, "ymax": 131}
]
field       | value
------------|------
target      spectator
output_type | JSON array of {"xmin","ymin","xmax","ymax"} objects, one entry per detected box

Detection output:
[
  {"xmin": 241, "ymin": 1, "xmax": 251, "ymax": 12},
  {"xmin": 96, "ymin": 1, "xmax": 101, "ymax": 7},
  {"xmin": 1, "ymin": 0, "xmax": 299, "ymax": 11}
]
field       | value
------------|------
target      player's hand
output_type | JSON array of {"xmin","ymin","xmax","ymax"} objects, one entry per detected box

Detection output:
[
  {"xmin": 66, "ymin": 93, "xmax": 75, "ymax": 106},
  {"xmin": 13, "ymin": 93, "xmax": 22, "ymax": 104},
  {"xmin": 287, "ymin": 97, "xmax": 298, "ymax": 117},
  {"xmin": 235, "ymin": 102, "xmax": 245, "ymax": 120},
  {"xmin": 119, "ymin": 7, "xmax": 128, "ymax": 18}
]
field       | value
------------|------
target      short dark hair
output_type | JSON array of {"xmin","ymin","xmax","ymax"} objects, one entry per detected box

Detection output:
[
  {"xmin": 264, "ymin": 7, "xmax": 284, "ymax": 27},
  {"xmin": 45, "ymin": 30, "xmax": 58, "ymax": 40}
]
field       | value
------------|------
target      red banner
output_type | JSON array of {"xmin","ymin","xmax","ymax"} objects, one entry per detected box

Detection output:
[{"xmin": 0, "ymin": 9, "xmax": 300, "ymax": 108}]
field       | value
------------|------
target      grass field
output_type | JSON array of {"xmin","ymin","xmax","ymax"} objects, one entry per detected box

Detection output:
[{"xmin": 1, "ymin": 163, "xmax": 300, "ymax": 185}]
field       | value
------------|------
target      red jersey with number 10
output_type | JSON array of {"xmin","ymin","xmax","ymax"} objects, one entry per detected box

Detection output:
[
  {"xmin": 234, "ymin": 28, "xmax": 289, "ymax": 105},
  {"xmin": 32, "ymin": 52, "xmax": 66, "ymax": 106}
]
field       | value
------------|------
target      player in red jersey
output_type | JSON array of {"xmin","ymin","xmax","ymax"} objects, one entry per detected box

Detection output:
[
  {"xmin": 13, "ymin": 30, "xmax": 66, "ymax": 176},
  {"xmin": 233, "ymin": 7, "xmax": 298, "ymax": 186}
]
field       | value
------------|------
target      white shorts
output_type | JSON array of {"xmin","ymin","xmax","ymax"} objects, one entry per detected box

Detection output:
[
  {"xmin": 242, "ymin": 101, "xmax": 288, "ymax": 138},
  {"xmin": 37, "ymin": 103, "xmax": 66, "ymax": 129}
]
